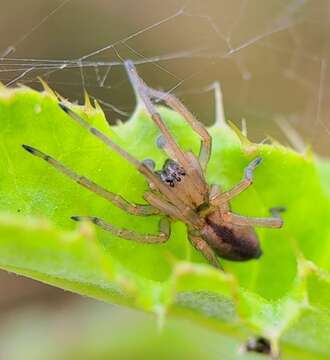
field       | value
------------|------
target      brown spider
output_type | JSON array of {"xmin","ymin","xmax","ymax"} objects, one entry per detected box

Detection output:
[{"xmin": 22, "ymin": 60, "xmax": 284, "ymax": 270}]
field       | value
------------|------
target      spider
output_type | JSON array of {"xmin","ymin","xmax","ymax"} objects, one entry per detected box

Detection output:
[{"xmin": 22, "ymin": 60, "xmax": 284, "ymax": 270}]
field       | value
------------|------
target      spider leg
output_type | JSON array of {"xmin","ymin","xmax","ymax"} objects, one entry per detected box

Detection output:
[
  {"xmin": 144, "ymin": 191, "xmax": 204, "ymax": 228},
  {"xmin": 124, "ymin": 60, "xmax": 188, "ymax": 166},
  {"xmin": 144, "ymin": 87, "xmax": 212, "ymax": 172},
  {"xmin": 210, "ymin": 157, "xmax": 263, "ymax": 206},
  {"xmin": 223, "ymin": 207, "xmax": 285, "ymax": 228},
  {"xmin": 72, "ymin": 216, "xmax": 171, "ymax": 244},
  {"xmin": 189, "ymin": 231, "xmax": 223, "ymax": 269},
  {"xmin": 59, "ymin": 103, "xmax": 141, "ymax": 168},
  {"xmin": 124, "ymin": 60, "xmax": 207, "ymax": 195},
  {"xmin": 22, "ymin": 145, "xmax": 158, "ymax": 215},
  {"xmin": 58, "ymin": 103, "xmax": 189, "ymax": 212}
]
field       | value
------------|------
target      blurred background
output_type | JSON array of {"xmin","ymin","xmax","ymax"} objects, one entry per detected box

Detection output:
[{"xmin": 0, "ymin": 0, "xmax": 329, "ymax": 358}]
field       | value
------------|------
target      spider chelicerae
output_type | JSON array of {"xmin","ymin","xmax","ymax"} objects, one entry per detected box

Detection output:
[{"xmin": 22, "ymin": 60, "xmax": 284, "ymax": 270}]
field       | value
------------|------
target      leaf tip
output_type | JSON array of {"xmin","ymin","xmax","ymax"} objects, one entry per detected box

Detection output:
[
  {"xmin": 55, "ymin": 91, "xmax": 67, "ymax": 103},
  {"xmin": 205, "ymin": 81, "xmax": 227, "ymax": 128},
  {"xmin": 304, "ymin": 145, "xmax": 315, "ymax": 160},
  {"xmin": 84, "ymin": 90, "xmax": 94, "ymax": 111},
  {"xmin": 228, "ymin": 120, "xmax": 252, "ymax": 146},
  {"xmin": 38, "ymin": 77, "xmax": 57, "ymax": 99},
  {"xmin": 93, "ymin": 99, "xmax": 103, "ymax": 114}
]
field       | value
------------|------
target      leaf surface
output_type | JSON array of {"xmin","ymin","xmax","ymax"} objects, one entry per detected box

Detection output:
[{"xmin": 0, "ymin": 87, "xmax": 329, "ymax": 358}]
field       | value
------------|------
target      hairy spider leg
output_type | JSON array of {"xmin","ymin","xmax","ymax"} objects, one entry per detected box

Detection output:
[
  {"xmin": 146, "ymin": 87, "xmax": 210, "ymax": 197},
  {"xmin": 144, "ymin": 191, "xmax": 204, "ymax": 228},
  {"xmin": 58, "ymin": 103, "xmax": 193, "ymax": 213},
  {"xmin": 223, "ymin": 207, "xmax": 284, "ymax": 228},
  {"xmin": 210, "ymin": 157, "xmax": 263, "ymax": 206},
  {"xmin": 189, "ymin": 230, "xmax": 222, "ymax": 269},
  {"xmin": 145, "ymin": 87, "xmax": 212, "ymax": 172},
  {"xmin": 124, "ymin": 61, "xmax": 207, "ymax": 197},
  {"xmin": 124, "ymin": 60, "xmax": 187, "ymax": 165},
  {"xmin": 71, "ymin": 216, "xmax": 171, "ymax": 243},
  {"xmin": 22, "ymin": 145, "xmax": 158, "ymax": 215},
  {"xmin": 209, "ymin": 157, "xmax": 285, "ymax": 228},
  {"xmin": 209, "ymin": 158, "xmax": 284, "ymax": 228}
]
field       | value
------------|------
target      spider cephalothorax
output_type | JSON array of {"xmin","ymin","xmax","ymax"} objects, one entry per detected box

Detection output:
[{"xmin": 22, "ymin": 60, "xmax": 284, "ymax": 270}]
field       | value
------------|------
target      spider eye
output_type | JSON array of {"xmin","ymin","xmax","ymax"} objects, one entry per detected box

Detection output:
[{"xmin": 165, "ymin": 178, "xmax": 174, "ymax": 187}]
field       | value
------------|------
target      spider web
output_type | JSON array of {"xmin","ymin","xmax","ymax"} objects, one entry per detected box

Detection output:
[{"xmin": 0, "ymin": 0, "xmax": 329, "ymax": 155}]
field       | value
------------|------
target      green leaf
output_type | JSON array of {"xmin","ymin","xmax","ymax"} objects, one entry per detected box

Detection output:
[{"xmin": 0, "ymin": 86, "xmax": 329, "ymax": 359}]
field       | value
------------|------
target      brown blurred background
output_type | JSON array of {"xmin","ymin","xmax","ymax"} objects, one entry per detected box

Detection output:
[{"xmin": 0, "ymin": 1, "xmax": 329, "ymax": 358}]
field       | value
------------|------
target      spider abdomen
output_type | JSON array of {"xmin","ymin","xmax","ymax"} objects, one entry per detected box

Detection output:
[{"xmin": 201, "ymin": 213, "xmax": 262, "ymax": 261}]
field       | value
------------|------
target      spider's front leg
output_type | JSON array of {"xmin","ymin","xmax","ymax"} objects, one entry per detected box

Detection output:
[
  {"xmin": 124, "ymin": 60, "xmax": 188, "ymax": 167},
  {"xmin": 124, "ymin": 60, "xmax": 212, "ymax": 171},
  {"xmin": 145, "ymin": 87, "xmax": 212, "ymax": 172},
  {"xmin": 124, "ymin": 60, "xmax": 208, "ymax": 197},
  {"xmin": 72, "ymin": 216, "xmax": 171, "ymax": 244}
]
